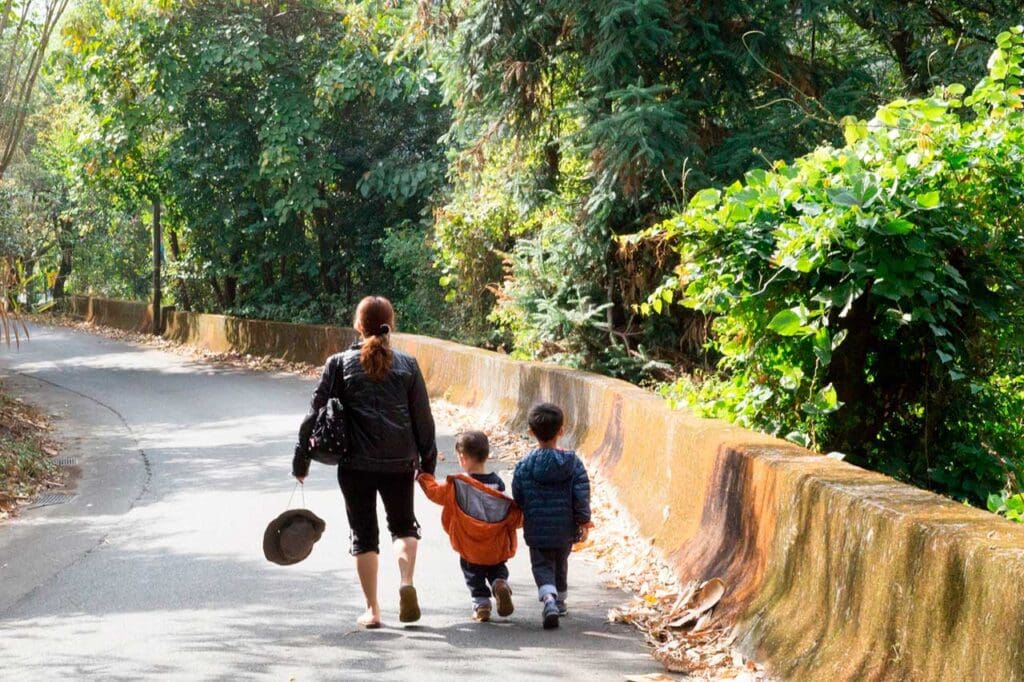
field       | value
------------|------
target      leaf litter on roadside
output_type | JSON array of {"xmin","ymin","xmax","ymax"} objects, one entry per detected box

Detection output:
[
  {"xmin": 589, "ymin": 476, "xmax": 772, "ymax": 680},
  {"xmin": 0, "ymin": 385, "xmax": 65, "ymax": 520}
]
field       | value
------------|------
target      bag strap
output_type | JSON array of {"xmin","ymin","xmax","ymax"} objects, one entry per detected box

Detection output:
[
  {"xmin": 286, "ymin": 480, "xmax": 306, "ymax": 509},
  {"xmin": 327, "ymin": 354, "xmax": 339, "ymax": 400},
  {"xmin": 329, "ymin": 351, "xmax": 347, "ymax": 402}
]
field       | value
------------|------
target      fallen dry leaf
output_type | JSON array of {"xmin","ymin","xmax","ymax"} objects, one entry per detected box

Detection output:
[
  {"xmin": 0, "ymin": 384, "xmax": 65, "ymax": 520},
  {"xmin": 579, "ymin": 473, "xmax": 776, "ymax": 680}
]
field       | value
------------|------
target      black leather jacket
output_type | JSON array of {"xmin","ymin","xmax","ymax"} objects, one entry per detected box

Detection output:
[{"xmin": 294, "ymin": 343, "xmax": 437, "ymax": 477}]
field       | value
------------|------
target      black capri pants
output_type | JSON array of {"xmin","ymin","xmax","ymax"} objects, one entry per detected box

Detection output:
[{"xmin": 338, "ymin": 467, "xmax": 421, "ymax": 555}]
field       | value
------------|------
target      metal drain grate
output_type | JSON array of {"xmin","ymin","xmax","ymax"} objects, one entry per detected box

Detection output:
[
  {"xmin": 27, "ymin": 493, "xmax": 75, "ymax": 509},
  {"xmin": 54, "ymin": 456, "xmax": 78, "ymax": 466}
]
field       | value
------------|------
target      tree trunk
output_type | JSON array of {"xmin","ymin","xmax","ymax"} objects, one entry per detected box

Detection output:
[
  {"xmin": 261, "ymin": 261, "xmax": 273, "ymax": 289},
  {"xmin": 542, "ymin": 138, "xmax": 560, "ymax": 191},
  {"xmin": 166, "ymin": 226, "xmax": 192, "ymax": 311},
  {"xmin": 22, "ymin": 257, "xmax": 36, "ymax": 303},
  {"xmin": 152, "ymin": 197, "xmax": 162, "ymax": 334},
  {"xmin": 210, "ymin": 277, "xmax": 225, "ymax": 309},
  {"xmin": 826, "ymin": 288, "xmax": 881, "ymax": 453},
  {"xmin": 53, "ymin": 217, "xmax": 73, "ymax": 300},
  {"xmin": 313, "ymin": 205, "xmax": 338, "ymax": 294},
  {"xmin": 0, "ymin": 0, "xmax": 71, "ymax": 180}
]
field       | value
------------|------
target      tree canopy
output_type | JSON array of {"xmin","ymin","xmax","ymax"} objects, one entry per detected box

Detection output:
[{"xmin": 2, "ymin": 0, "xmax": 1023, "ymax": 515}]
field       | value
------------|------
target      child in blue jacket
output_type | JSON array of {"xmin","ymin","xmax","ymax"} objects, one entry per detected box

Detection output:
[{"xmin": 512, "ymin": 402, "xmax": 593, "ymax": 629}]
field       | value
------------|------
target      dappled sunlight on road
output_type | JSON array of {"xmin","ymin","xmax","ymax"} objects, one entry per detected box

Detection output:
[
  {"xmin": 136, "ymin": 414, "xmax": 299, "ymax": 450},
  {"xmin": 11, "ymin": 351, "xmax": 207, "ymax": 376}
]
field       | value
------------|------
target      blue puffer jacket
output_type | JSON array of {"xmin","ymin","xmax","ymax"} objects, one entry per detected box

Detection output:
[{"xmin": 512, "ymin": 448, "xmax": 591, "ymax": 549}]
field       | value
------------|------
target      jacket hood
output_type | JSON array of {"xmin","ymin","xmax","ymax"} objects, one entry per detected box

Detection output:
[
  {"xmin": 449, "ymin": 474, "xmax": 514, "ymax": 524},
  {"xmin": 521, "ymin": 448, "xmax": 577, "ymax": 484}
]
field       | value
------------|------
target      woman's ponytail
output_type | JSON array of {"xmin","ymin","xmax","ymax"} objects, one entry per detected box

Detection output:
[{"xmin": 355, "ymin": 297, "xmax": 394, "ymax": 380}]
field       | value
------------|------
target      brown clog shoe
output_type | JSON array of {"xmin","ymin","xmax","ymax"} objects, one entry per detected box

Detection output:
[{"xmin": 399, "ymin": 585, "xmax": 421, "ymax": 623}]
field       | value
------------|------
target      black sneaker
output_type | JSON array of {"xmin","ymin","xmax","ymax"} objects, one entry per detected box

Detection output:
[
  {"xmin": 542, "ymin": 599, "xmax": 560, "ymax": 629},
  {"xmin": 556, "ymin": 600, "xmax": 568, "ymax": 617}
]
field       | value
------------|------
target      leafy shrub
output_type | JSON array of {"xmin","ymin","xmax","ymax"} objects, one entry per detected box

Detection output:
[
  {"xmin": 989, "ymin": 491, "xmax": 1024, "ymax": 522},
  {"xmin": 380, "ymin": 221, "xmax": 448, "ymax": 336},
  {"xmin": 640, "ymin": 28, "xmax": 1024, "ymax": 505}
]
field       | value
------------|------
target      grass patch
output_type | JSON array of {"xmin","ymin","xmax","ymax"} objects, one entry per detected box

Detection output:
[{"xmin": 0, "ymin": 384, "xmax": 60, "ymax": 519}]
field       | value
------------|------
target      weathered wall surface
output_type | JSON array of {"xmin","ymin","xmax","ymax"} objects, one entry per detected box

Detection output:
[
  {"xmin": 63, "ymin": 296, "xmax": 1024, "ymax": 680},
  {"xmin": 65, "ymin": 297, "xmax": 359, "ymax": 366},
  {"xmin": 64, "ymin": 295, "xmax": 171, "ymax": 333},
  {"xmin": 163, "ymin": 311, "xmax": 359, "ymax": 366}
]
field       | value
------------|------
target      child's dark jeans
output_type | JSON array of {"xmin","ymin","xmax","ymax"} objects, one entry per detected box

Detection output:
[
  {"xmin": 460, "ymin": 558, "xmax": 510, "ymax": 607},
  {"xmin": 529, "ymin": 546, "xmax": 571, "ymax": 602}
]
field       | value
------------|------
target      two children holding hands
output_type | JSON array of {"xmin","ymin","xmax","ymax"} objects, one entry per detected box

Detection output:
[{"xmin": 418, "ymin": 403, "xmax": 593, "ymax": 629}]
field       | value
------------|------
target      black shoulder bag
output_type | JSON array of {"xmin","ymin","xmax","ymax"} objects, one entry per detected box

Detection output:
[{"xmin": 308, "ymin": 360, "xmax": 349, "ymax": 466}]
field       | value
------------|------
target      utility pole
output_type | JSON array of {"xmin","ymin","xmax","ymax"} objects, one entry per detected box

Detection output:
[{"xmin": 152, "ymin": 197, "xmax": 162, "ymax": 335}]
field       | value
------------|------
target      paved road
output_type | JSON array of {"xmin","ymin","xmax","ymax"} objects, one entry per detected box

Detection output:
[{"xmin": 0, "ymin": 322, "xmax": 656, "ymax": 680}]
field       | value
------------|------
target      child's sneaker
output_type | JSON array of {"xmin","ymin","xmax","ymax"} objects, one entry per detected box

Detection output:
[
  {"xmin": 473, "ymin": 603, "xmax": 492, "ymax": 622},
  {"xmin": 556, "ymin": 600, "xmax": 568, "ymax": 617},
  {"xmin": 542, "ymin": 599, "xmax": 560, "ymax": 629},
  {"xmin": 493, "ymin": 580, "xmax": 514, "ymax": 617}
]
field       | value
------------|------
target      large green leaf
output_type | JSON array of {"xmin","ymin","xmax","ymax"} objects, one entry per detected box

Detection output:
[
  {"xmin": 915, "ymin": 191, "xmax": 941, "ymax": 209},
  {"xmin": 882, "ymin": 218, "xmax": 915, "ymax": 235},
  {"xmin": 768, "ymin": 309, "xmax": 804, "ymax": 336}
]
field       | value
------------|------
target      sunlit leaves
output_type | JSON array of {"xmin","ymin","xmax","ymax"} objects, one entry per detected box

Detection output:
[
  {"xmin": 688, "ymin": 188, "xmax": 721, "ymax": 210},
  {"xmin": 915, "ymin": 191, "xmax": 941, "ymax": 209},
  {"xmin": 54, "ymin": 0, "xmax": 449, "ymax": 323},
  {"xmin": 638, "ymin": 31, "xmax": 1024, "ymax": 500},
  {"xmin": 767, "ymin": 309, "xmax": 809, "ymax": 337},
  {"xmin": 882, "ymin": 218, "xmax": 915, "ymax": 235}
]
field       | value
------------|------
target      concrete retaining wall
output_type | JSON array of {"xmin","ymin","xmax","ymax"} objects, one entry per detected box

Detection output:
[
  {"xmin": 63, "ymin": 296, "xmax": 1024, "ymax": 680},
  {"xmin": 64, "ymin": 295, "xmax": 172, "ymax": 333},
  {"xmin": 163, "ymin": 311, "xmax": 360, "ymax": 366}
]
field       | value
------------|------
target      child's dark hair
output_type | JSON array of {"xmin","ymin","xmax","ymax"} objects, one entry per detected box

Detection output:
[
  {"xmin": 455, "ymin": 430, "xmax": 490, "ymax": 462},
  {"xmin": 528, "ymin": 402, "xmax": 564, "ymax": 442}
]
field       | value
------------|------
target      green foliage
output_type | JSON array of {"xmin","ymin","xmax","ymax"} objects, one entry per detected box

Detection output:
[
  {"xmin": 488, "ymin": 199, "xmax": 610, "ymax": 363},
  {"xmin": 433, "ymin": 134, "xmax": 557, "ymax": 347},
  {"xmin": 379, "ymin": 220, "xmax": 447, "ymax": 336},
  {"xmin": 423, "ymin": 0, "xmax": 1024, "ymax": 380},
  {"xmin": 5, "ymin": 0, "xmax": 1023, "ymax": 516},
  {"xmin": 53, "ymin": 0, "xmax": 448, "ymax": 323},
  {"xmin": 989, "ymin": 492, "xmax": 1024, "ymax": 523},
  {"xmin": 0, "ymin": 83, "xmax": 144, "ymax": 305},
  {"xmin": 642, "ymin": 29, "xmax": 1024, "ymax": 503}
]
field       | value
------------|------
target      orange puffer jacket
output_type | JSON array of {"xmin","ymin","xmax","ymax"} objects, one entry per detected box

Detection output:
[{"xmin": 419, "ymin": 473, "xmax": 523, "ymax": 566}]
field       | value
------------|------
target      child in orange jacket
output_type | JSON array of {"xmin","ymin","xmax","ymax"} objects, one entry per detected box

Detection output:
[{"xmin": 418, "ymin": 431, "xmax": 522, "ymax": 622}]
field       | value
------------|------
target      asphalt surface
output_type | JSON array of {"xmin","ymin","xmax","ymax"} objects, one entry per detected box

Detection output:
[{"xmin": 0, "ymin": 322, "xmax": 657, "ymax": 681}]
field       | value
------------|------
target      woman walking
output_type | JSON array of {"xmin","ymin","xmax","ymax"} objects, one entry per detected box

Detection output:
[{"xmin": 293, "ymin": 295, "xmax": 437, "ymax": 628}]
